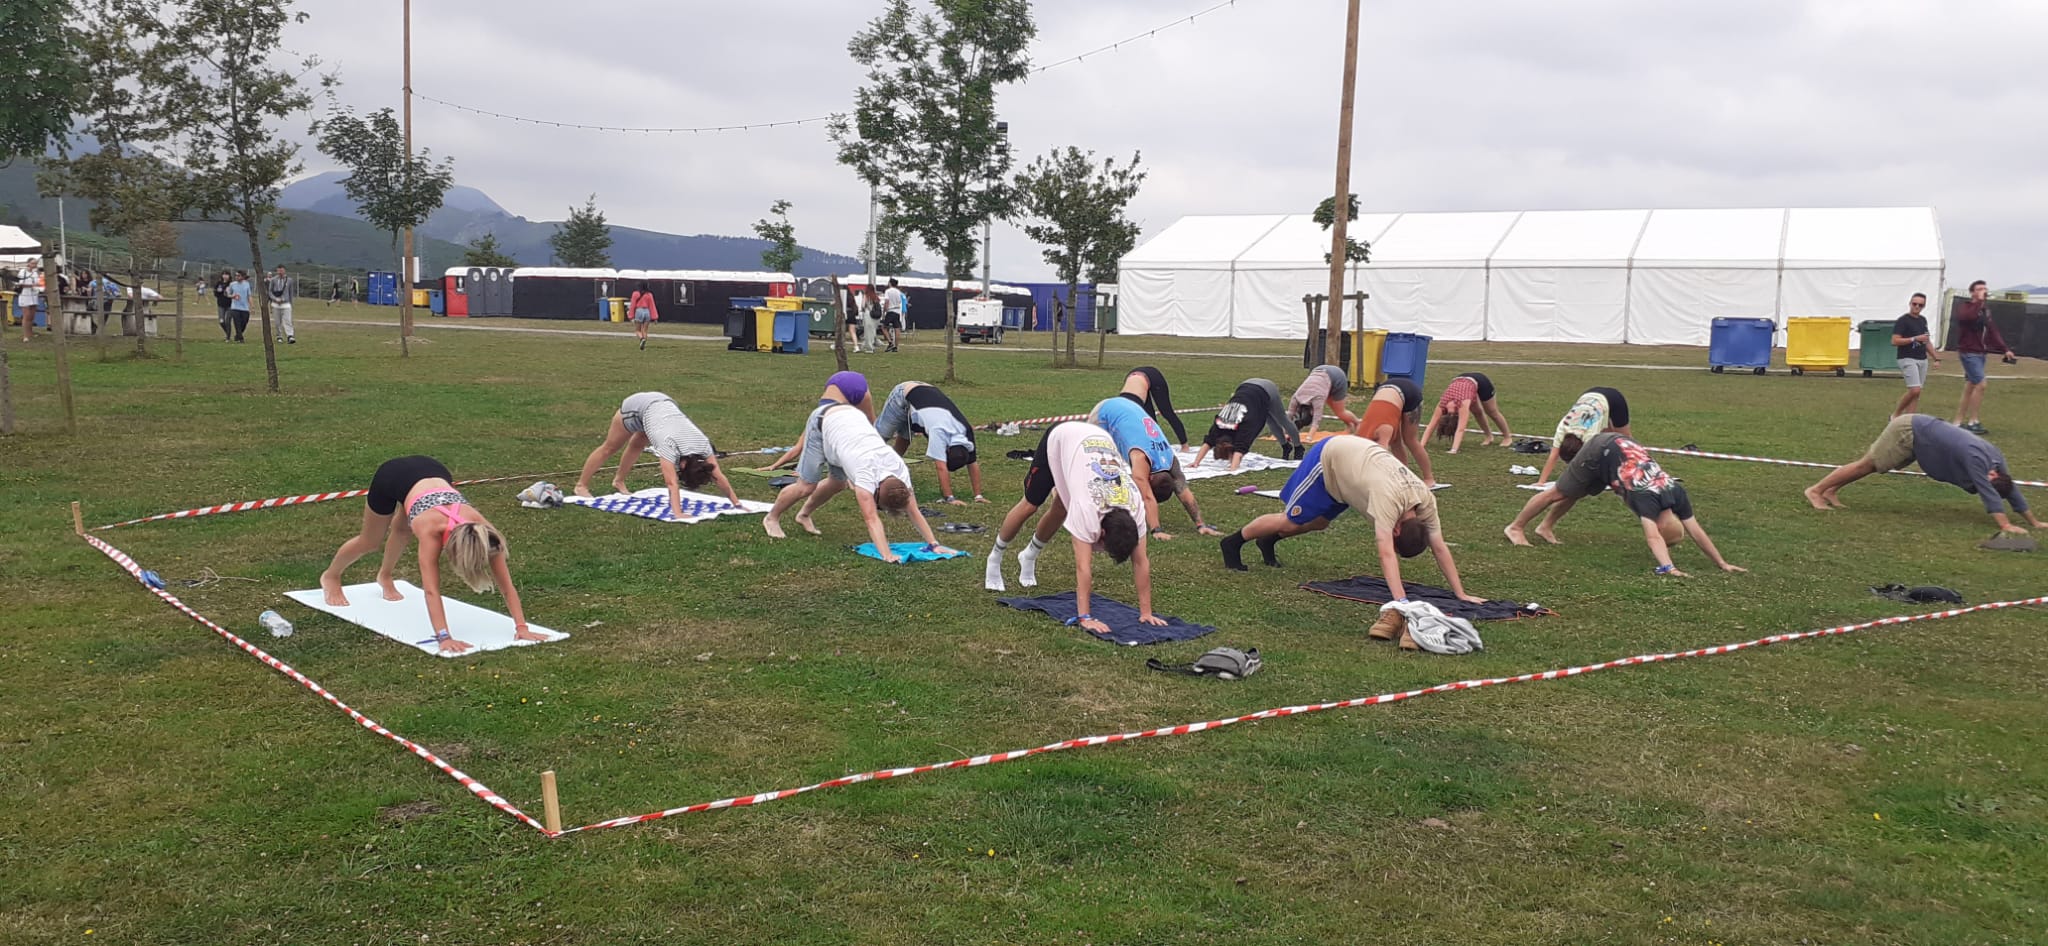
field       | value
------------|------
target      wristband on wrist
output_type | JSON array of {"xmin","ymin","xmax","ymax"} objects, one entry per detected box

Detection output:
[
  {"xmin": 1065, "ymin": 613, "xmax": 1094, "ymax": 626},
  {"xmin": 1655, "ymin": 564, "xmax": 1676, "ymax": 575},
  {"xmin": 943, "ymin": 495, "xmax": 956, "ymax": 502},
  {"xmin": 434, "ymin": 629, "xmax": 451, "ymax": 640}
]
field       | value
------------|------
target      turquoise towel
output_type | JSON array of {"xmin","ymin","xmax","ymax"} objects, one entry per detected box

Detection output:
[{"xmin": 855, "ymin": 542, "xmax": 968, "ymax": 564}]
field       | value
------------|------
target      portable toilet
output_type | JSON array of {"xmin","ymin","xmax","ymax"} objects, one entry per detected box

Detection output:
[{"xmin": 443, "ymin": 267, "xmax": 472, "ymax": 317}]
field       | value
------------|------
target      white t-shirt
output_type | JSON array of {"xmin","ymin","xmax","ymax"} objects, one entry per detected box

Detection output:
[
  {"xmin": 820, "ymin": 404, "xmax": 912, "ymax": 493},
  {"xmin": 1048, "ymin": 422, "xmax": 1145, "ymax": 544},
  {"xmin": 883, "ymin": 287, "xmax": 906, "ymax": 317}
]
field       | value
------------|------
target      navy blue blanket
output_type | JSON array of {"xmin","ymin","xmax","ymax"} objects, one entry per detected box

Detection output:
[
  {"xmin": 997, "ymin": 591, "xmax": 1215, "ymax": 646},
  {"xmin": 1300, "ymin": 576, "xmax": 1555, "ymax": 621}
]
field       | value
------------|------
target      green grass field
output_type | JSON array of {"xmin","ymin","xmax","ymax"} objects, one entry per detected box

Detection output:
[{"xmin": 3, "ymin": 308, "xmax": 2045, "ymax": 945}]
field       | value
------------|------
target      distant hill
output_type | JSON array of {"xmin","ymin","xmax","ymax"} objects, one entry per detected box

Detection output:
[
  {"xmin": 280, "ymin": 171, "xmax": 869, "ymax": 275},
  {"xmin": 2004, "ymin": 284, "xmax": 2045, "ymax": 294},
  {"xmin": 0, "ymin": 161, "xmax": 469, "ymax": 273}
]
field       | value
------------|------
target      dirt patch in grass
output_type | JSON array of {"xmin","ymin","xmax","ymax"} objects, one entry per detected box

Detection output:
[{"xmin": 375, "ymin": 799, "xmax": 442, "ymax": 824}]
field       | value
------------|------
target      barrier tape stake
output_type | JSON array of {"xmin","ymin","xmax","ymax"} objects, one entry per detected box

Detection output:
[
  {"xmin": 71, "ymin": 501, "xmax": 83, "ymax": 536},
  {"xmin": 541, "ymin": 770, "xmax": 562, "ymax": 834}
]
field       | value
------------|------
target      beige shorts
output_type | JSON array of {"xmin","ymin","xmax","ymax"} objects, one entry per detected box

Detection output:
[{"xmin": 1864, "ymin": 415, "xmax": 1917, "ymax": 472}]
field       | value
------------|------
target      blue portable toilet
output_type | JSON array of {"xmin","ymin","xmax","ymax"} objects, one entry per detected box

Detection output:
[
  {"xmin": 1380, "ymin": 332, "xmax": 1433, "ymax": 390},
  {"xmin": 1708, "ymin": 317, "xmax": 1774, "ymax": 374}
]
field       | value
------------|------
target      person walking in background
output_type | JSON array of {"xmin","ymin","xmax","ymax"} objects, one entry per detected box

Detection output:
[
  {"xmin": 212, "ymin": 270, "xmax": 234, "ymax": 340},
  {"xmin": 1891, "ymin": 292, "xmax": 1938, "ymax": 418},
  {"xmin": 227, "ymin": 269, "xmax": 253, "ymax": 342},
  {"xmin": 881, "ymin": 278, "xmax": 906, "ymax": 352},
  {"xmin": 1950, "ymin": 280, "xmax": 2017, "ymax": 434},
  {"xmin": 17, "ymin": 259, "xmax": 43, "ymax": 342},
  {"xmin": 267, "ymin": 264, "xmax": 296, "ymax": 344},
  {"xmin": 627, "ymin": 280, "xmax": 658, "ymax": 350}
]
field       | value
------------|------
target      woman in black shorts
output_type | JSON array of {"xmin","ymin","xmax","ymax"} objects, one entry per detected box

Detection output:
[
  {"xmin": 1420, "ymin": 372, "xmax": 1514, "ymax": 453},
  {"xmin": 1119, "ymin": 366, "xmax": 1189, "ymax": 447},
  {"xmin": 318, "ymin": 456, "xmax": 543, "ymax": 655}
]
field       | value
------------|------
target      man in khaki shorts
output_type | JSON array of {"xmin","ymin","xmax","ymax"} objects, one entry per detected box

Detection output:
[
  {"xmin": 1805, "ymin": 414, "xmax": 2044, "ymax": 534},
  {"xmin": 1890, "ymin": 293, "xmax": 1937, "ymax": 417},
  {"xmin": 1504, "ymin": 431, "xmax": 1622, "ymax": 546}
]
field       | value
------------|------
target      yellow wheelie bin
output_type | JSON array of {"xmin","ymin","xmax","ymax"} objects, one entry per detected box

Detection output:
[
  {"xmin": 1350, "ymin": 329, "xmax": 1388, "ymax": 390},
  {"xmin": 753, "ymin": 306, "xmax": 776, "ymax": 351},
  {"xmin": 1785, "ymin": 317, "xmax": 1851, "ymax": 377},
  {"xmin": 608, "ymin": 297, "xmax": 628, "ymax": 322}
]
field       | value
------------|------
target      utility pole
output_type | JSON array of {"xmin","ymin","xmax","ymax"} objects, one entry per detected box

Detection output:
[
  {"xmin": 399, "ymin": 0, "xmax": 416, "ymax": 354},
  {"xmin": 1322, "ymin": 0, "xmax": 1362, "ymax": 367},
  {"xmin": 984, "ymin": 122, "xmax": 1007, "ymax": 300}
]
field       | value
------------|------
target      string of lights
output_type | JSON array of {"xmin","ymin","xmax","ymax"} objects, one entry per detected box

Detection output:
[{"xmin": 416, "ymin": 0, "xmax": 1242, "ymax": 135}]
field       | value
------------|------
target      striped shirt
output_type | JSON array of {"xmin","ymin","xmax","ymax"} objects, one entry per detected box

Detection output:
[{"xmin": 640, "ymin": 399, "xmax": 715, "ymax": 465}]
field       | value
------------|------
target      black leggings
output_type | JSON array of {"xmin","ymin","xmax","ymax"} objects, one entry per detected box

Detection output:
[
  {"xmin": 1126, "ymin": 367, "xmax": 1187, "ymax": 444},
  {"xmin": 231, "ymin": 309, "xmax": 250, "ymax": 339},
  {"xmin": 217, "ymin": 301, "xmax": 233, "ymax": 336}
]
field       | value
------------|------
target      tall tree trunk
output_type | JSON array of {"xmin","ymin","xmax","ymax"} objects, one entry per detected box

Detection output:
[
  {"xmin": 130, "ymin": 265, "xmax": 148, "ymax": 358},
  {"xmin": 1064, "ymin": 279, "xmax": 1079, "ymax": 368},
  {"xmin": 172, "ymin": 277, "xmax": 184, "ymax": 361},
  {"xmin": 1049, "ymin": 297, "xmax": 1061, "ymax": 368},
  {"xmin": 48, "ymin": 252, "xmax": 76, "ymax": 435},
  {"xmin": 0, "ymin": 302, "xmax": 12, "ymax": 436},
  {"xmin": 246, "ymin": 229, "xmax": 279, "ymax": 392},
  {"xmin": 829, "ymin": 277, "xmax": 849, "ymax": 373},
  {"xmin": 943, "ymin": 275, "xmax": 958, "ymax": 382}
]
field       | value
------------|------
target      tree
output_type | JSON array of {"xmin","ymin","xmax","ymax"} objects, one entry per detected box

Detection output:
[
  {"xmin": 548, "ymin": 195, "xmax": 612, "ymax": 268},
  {"xmin": 461, "ymin": 232, "xmax": 518, "ymax": 267},
  {"xmin": 0, "ymin": 0, "xmax": 84, "ymax": 167},
  {"xmin": 859, "ymin": 212, "xmax": 914, "ymax": 275},
  {"xmin": 109, "ymin": 0, "xmax": 322, "ymax": 393},
  {"xmin": 752, "ymin": 199, "xmax": 802, "ymax": 273},
  {"xmin": 832, "ymin": 0, "xmax": 1034, "ymax": 382},
  {"xmin": 1014, "ymin": 147, "xmax": 1145, "ymax": 367},
  {"xmin": 1314, "ymin": 193, "xmax": 1371, "ymax": 265},
  {"xmin": 315, "ymin": 105, "xmax": 455, "ymax": 356}
]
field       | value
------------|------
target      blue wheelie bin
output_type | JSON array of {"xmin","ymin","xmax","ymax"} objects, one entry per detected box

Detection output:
[
  {"xmin": 1708, "ymin": 317, "xmax": 1774, "ymax": 375},
  {"xmin": 1379, "ymin": 332, "xmax": 1433, "ymax": 390}
]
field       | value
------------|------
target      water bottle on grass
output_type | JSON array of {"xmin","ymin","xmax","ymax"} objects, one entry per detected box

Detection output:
[{"xmin": 259, "ymin": 610, "xmax": 293, "ymax": 638}]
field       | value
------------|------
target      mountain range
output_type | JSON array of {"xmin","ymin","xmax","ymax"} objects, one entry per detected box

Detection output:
[
  {"xmin": 0, "ymin": 162, "xmax": 867, "ymax": 277},
  {"xmin": 277, "ymin": 171, "xmax": 867, "ymax": 276}
]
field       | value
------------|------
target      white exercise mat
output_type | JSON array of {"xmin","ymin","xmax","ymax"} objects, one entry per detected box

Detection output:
[
  {"xmin": 284, "ymin": 580, "xmax": 568, "ymax": 658},
  {"xmin": 564, "ymin": 487, "xmax": 773, "ymax": 523},
  {"xmin": 1174, "ymin": 447, "xmax": 1301, "ymax": 481},
  {"xmin": 1519, "ymin": 482, "xmax": 1555, "ymax": 491}
]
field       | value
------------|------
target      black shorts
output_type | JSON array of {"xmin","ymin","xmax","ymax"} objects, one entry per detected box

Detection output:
[
  {"xmin": 882, "ymin": 312, "xmax": 903, "ymax": 329},
  {"xmin": 1458, "ymin": 372, "xmax": 1495, "ymax": 401},
  {"xmin": 367, "ymin": 455, "xmax": 451, "ymax": 516},
  {"xmin": 1587, "ymin": 386, "xmax": 1629, "ymax": 428},
  {"xmin": 1022, "ymin": 424, "xmax": 1062, "ymax": 506},
  {"xmin": 1377, "ymin": 377, "xmax": 1424, "ymax": 415}
]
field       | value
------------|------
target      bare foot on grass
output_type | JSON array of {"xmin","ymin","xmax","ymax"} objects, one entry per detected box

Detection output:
[
  {"xmin": 1534, "ymin": 525, "xmax": 1562, "ymax": 545},
  {"xmin": 1802, "ymin": 486, "xmax": 1831, "ymax": 510},
  {"xmin": 794, "ymin": 512, "xmax": 823, "ymax": 536},
  {"xmin": 1503, "ymin": 523, "xmax": 1530, "ymax": 547},
  {"xmin": 763, "ymin": 517, "xmax": 787, "ymax": 539},
  {"xmin": 320, "ymin": 574, "xmax": 350, "ymax": 607}
]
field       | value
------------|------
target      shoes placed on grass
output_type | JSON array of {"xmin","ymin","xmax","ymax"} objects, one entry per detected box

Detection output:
[{"xmin": 1368, "ymin": 608, "xmax": 1405, "ymax": 641}]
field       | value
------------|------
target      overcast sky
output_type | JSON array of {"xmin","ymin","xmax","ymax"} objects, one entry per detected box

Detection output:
[{"xmin": 288, "ymin": 0, "xmax": 2045, "ymax": 285}]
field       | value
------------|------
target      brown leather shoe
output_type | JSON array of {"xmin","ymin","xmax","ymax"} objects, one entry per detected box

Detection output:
[
  {"xmin": 1398, "ymin": 628, "xmax": 1421, "ymax": 651},
  {"xmin": 1369, "ymin": 608, "xmax": 1405, "ymax": 641}
]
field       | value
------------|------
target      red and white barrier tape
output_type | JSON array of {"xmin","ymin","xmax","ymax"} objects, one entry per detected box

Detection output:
[
  {"xmin": 84, "ymin": 527, "xmax": 2035, "ymax": 836},
  {"xmin": 79, "ymin": 531, "xmax": 549, "ymax": 834},
  {"xmin": 978, "ymin": 404, "xmax": 1217, "ymax": 431},
  {"xmin": 1485, "ymin": 430, "xmax": 2048, "ymax": 489},
  {"xmin": 91, "ymin": 405, "xmax": 1225, "ymax": 531}
]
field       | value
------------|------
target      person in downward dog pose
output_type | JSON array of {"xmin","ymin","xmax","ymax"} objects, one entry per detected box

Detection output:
[
  {"xmin": 1534, "ymin": 386, "xmax": 1631, "ymax": 485},
  {"xmin": 1189, "ymin": 377, "xmax": 1304, "ymax": 467},
  {"xmin": 875, "ymin": 380, "xmax": 988, "ymax": 504},
  {"xmin": 1504, "ymin": 432, "xmax": 1745, "ymax": 577},
  {"xmin": 1420, "ymin": 372, "xmax": 1513, "ymax": 454},
  {"xmin": 1119, "ymin": 366, "xmax": 1189, "ymax": 448},
  {"xmin": 1219, "ymin": 435, "xmax": 1481, "ymax": 604},
  {"xmin": 1354, "ymin": 377, "xmax": 1436, "ymax": 486},
  {"xmin": 984, "ymin": 421, "xmax": 1164, "ymax": 635},
  {"xmin": 573, "ymin": 392, "xmax": 744, "ymax": 516},
  {"xmin": 1089, "ymin": 394, "xmax": 1223, "ymax": 540},
  {"xmin": 1289, "ymin": 363, "xmax": 1362, "ymax": 436},
  {"xmin": 1803, "ymin": 414, "xmax": 2043, "ymax": 533},
  {"xmin": 765, "ymin": 402, "xmax": 954, "ymax": 560},
  {"xmin": 319, "ymin": 456, "xmax": 544, "ymax": 655}
]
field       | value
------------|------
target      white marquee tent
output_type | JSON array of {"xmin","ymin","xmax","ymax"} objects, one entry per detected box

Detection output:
[{"xmin": 1118, "ymin": 208, "xmax": 1944, "ymax": 347}]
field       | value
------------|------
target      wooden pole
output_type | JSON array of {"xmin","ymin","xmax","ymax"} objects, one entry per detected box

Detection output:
[
  {"xmin": 829, "ymin": 277, "xmax": 849, "ymax": 373},
  {"xmin": 173, "ymin": 277, "xmax": 185, "ymax": 361},
  {"xmin": 71, "ymin": 501, "xmax": 83, "ymax": 536},
  {"xmin": 399, "ymin": 0, "xmax": 416, "ymax": 352},
  {"xmin": 540, "ymin": 770, "xmax": 562, "ymax": 834},
  {"xmin": 1, "ymin": 293, "xmax": 13, "ymax": 437},
  {"xmin": 1322, "ymin": 0, "xmax": 1363, "ymax": 368}
]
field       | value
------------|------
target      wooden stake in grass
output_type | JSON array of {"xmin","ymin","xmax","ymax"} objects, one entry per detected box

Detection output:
[
  {"xmin": 540, "ymin": 770, "xmax": 562, "ymax": 834},
  {"xmin": 71, "ymin": 501, "xmax": 83, "ymax": 536}
]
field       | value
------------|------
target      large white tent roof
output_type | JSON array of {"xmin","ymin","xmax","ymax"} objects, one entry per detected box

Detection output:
[
  {"xmin": 1367, "ymin": 211, "xmax": 1521, "ymax": 266},
  {"xmin": 0, "ymin": 225, "xmax": 42, "ymax": 256},
  {"xmin": 1490, "ymin": 209, "xmax": 1650, "ymax": 267},
  {"xmin": 1782, "ymin": 207, "xmax": 1942, "ymax": 269},
  {"xmin": 1119, "ymin": 214, "xmax": 1287, "ymax": 270}
]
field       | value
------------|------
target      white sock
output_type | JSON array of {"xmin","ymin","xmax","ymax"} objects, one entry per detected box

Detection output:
[
  {"xmin": 1018, "ymin": 536, "xmax": 1046, "ymax": 587},
  {"xmin": 984, "ymin": 540, "xmax": 1007, "ymax": 591}
]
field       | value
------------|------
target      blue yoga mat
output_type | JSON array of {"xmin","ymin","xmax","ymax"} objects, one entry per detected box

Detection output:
[
  {"xmin": 997, "ymin": 591, "xmax": 1215, "ymax": 646},
  {"xmin": 855, "ymin": 542, "xmax": 969, "ymax": 564}
]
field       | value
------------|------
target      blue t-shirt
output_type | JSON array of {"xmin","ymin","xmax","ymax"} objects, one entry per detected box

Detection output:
[
  {"xmin": 1911, "ymin": 415, "xmax": 2028, "ymax": 515},
  {"xmin": 1090, "ymin": 397, "xmax": 1174, "ymax": 472},
  {"xmin": 229, "ymin": 280, "xmax": 252, "ymax": 311}
]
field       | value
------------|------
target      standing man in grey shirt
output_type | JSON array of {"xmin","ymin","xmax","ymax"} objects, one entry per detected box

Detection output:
[
  {"xmin": 267, "ymin": 264, "xmax": 296, "ymax": 344},
  {"xmin": 1805, "ymin": 413, "xmax": 2042, "ymax": 534},
  {"xmin": 1890, "ymin": 293, "xmax": 1938, "ymax": 418}
]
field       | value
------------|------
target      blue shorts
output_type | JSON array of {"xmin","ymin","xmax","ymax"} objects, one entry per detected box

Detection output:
[
  {"xmin": 1960, "ymin": 352, "xmax": 1987, "ymax": 384},
  {"xmin": 1279, "ymin": 439, "xmax": 1349, "ymax": 526}
]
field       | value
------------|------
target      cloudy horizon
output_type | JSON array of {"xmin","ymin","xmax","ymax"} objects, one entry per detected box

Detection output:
[{"xmin": 286, "ymin": 0, "xmax": 2045, "ymax": 286}]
